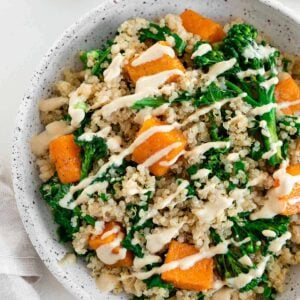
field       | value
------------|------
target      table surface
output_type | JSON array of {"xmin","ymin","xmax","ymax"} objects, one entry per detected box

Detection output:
[{"xmin": 1, "ymin": 0, "xmax": 300, "ymax": 299}]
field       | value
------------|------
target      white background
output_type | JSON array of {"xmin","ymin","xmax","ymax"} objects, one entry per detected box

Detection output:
[{"xmin": 0, "ymin": 0, "xmax": 300, "ymax": 299}]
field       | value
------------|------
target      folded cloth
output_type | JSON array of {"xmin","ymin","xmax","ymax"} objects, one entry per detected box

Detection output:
[{"xmin": 0, "ymin": 159, "xmax": 42, "ymax": 299}]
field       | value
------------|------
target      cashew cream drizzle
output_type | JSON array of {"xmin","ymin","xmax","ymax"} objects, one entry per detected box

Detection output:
[
  {"xmin": 251, "ymin": 161, "xmax": 300, "ymax": 220},
  {"xmin": 242, "ymin": 43, "xmax": 276, "ymax": 60},
  {"xmin": 193, "ymin": 195, "xmax": 234, "ymax": 224},
  {"xmin": 261, "ymin": 141, "xmax": 283, "ymax": 159},
  {"xmin": 141, "ymin": 142, "xmax": 182, "ymax": 168},
  {"xmin": 31, "ymin": 120, "xmax": 74, "ymax": 156},
  {"xmin": 146, "ymin": 226, "xmax": 181, "ymax": 254},
  {"xmin": 96, "ymin": 232, "xmax": 127, "ymax": 265},
  {"xmin": 59, "ymin": 124, "xmax": 177, "ymax": 209},
  {"xmin": 103, "ymin": 53, "xmax": 124, "ymax": 83},
  {"xmin": 159, "ymin": 150, "xmax": 186, "ymax": 167},
  {"xmin": 203, "ymin": 58, "xmax": 237, "ymax": 87},
  {"xmin": 78, "ymin": 126, "xmax": 111, "ymax": 142},
  {"xmin": 100, "ymin": 225, "xmax": 121, "ymax": 240},
  {"xmin": 262, "ymin": 230, "xmax": 277, "ymax": 238},
  {"xmin": 236, "ymin": 68, "xmax": 265, "ymax": 79},
  {"xmin": 260, "ymin": 77, "xmax": 279, "ymax": 90},
  {"xmin": 191, "ymin": 43, "xmax": 212, "ymax": 59},
  {"xmin": 250, "ymin": 103, "xmax": 277, "ymax": 116},
  {"xmin": 39, "ymin": 97, "xmax": 69, "ymax": 112},
  {"xmin": 133, "ymin": 241, "xmax": 229, "ymax": 280},
  {"xmin": 101, "ymin": 69, "xmax": 184, "ymax": 118},
  {"xmin": 277, "ymin": 98, "xmax": 300, "ymax": 109},
  {"xmin": 131, "ymin": 43, "xmax": 175, "ymax": 66},
  {"xmin": 133, "ymin": 255, "xmax": 162, "ymax": 270},
  {"xmin": 268, "ymin": 231, "xmax": 291, "ymax": 254},
  {"xmin": 181, "ymin": 94, "xmax": 246, "ymax": 127},
  {"xmin": 191, "ymin": 168, "xmax": 211, "ymax": 180},
  {"xmin": 238, "ymin": 255, "xmax": 253, "ymax": 267},
  {"xmin": 185, "ymin": 141, "xmax": 231, "ymax": 159}
]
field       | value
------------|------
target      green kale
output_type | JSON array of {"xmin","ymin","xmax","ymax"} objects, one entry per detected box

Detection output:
[
  {"xmin": 131, "ymin": 97, "xmax": 166, "ymax": 110},
  {"xmin": 139, "ymin": 23, "xmax": 186, "ymax": 56},
  {"xmin": 40, "ymin": 176, "xmax": 95, "ymax": 242},
  {"xmin": 143, "ymin": 274, "xmax": 174, "ymax": 292},
  {"xmin": 75, "ymin": 135, "xmax": 108, "ymax": 179},
  {"xmin": 193, "ymin": 41, "xmax": 224, "ymax": 67},
  {"xmin": 80, "ymin": 40, "xmax": 113, "ymax": 76}
]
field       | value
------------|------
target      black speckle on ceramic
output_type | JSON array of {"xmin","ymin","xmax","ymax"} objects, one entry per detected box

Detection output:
[{"xmin": 11, "ymin": 0, "xmax": 300, "ymax": 299}]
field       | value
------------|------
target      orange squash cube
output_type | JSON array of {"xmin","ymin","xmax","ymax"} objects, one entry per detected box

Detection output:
[
  {"xmin": 88, "ymin": 222, "xmax": 133, "ymax": 267},
  {"xmin": 49, "ymin": 134, "xmax": 81, "ymax": 184},
  {"xmin": 162, "ymin": 240, "xmax": 214, "ymax": 291},
  {"xmin": 125, "ymin": 42, "xmax": 185, "ymax": 83},
  {"xmin": 275, "ymin": 74, "xmax": 300, "ymax": 115},
  {"xmin": 132, "ymin": 118, "xmax": 187, "ymax": 176},
  {"xmin": 180, "ymin": 9, "xmax": 225, "ymax": 43},
  {"xmin": 279, "ymin": 164, "xmax": 300, "ymax": 216}
]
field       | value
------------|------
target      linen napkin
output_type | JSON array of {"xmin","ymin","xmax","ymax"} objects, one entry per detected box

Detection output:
[{"xmin": 0, "ymin": 159, "xmax": 42, "ymax": 300}]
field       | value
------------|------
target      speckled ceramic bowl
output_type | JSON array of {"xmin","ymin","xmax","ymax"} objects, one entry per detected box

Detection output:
[{"xmin": 11, "ymin": 0, "xmax": 300, "ymax": 299}]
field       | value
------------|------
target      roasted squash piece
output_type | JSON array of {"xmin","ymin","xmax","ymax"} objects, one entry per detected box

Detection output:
[
  {"xmin": 49, "ymin": 134, "xmax": 81, "ymax": 184},
  {"xmin": 162, "ymin": 240, "xmax": 214, "ymax": 291},
  {"xmin": 279, "ymin": 164, "xmax": 300, "ymax": 216},
  {"xmin": 88, "ymin": 222, "xmax": 133, "ymax": 267},
  {"xmin": 180, "ymin": 9, "xmax": 225, "ymax": 43},
  {"xmin": 125, "ymin": 42, "xmax": 185, "ymax": 83},
  {"xmin": 132, "ymin": 118, "xmax": 187, "ymax": 176},
  {"xmin": 275, "ymin": 73, "xmax": 300, "ymax": 115}
]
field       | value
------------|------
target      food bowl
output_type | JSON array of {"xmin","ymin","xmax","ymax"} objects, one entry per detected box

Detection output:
[{"xmin": 11, "ymin": 0, "xmax": 300, "ymax": 298}]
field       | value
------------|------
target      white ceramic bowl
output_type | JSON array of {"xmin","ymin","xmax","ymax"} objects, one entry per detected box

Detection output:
[{"xmin": 12, "ymin": 0, "xmax": 300, "ymax": 299}]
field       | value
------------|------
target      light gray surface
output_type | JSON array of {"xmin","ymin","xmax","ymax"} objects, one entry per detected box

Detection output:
[{"xmin": 2, "ymin": 0, "xmax": 300, "ymax": 299}]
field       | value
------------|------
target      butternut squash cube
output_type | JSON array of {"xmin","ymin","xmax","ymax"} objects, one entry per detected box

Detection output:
[
  {"xmin": 180, "ymin": 9, "xmax": 225, "ymax": 43},
  {"xmin": 132, "ymin": 118, "xmax": 187, "ymax": 176},
  {"xmin": 162, "ymin": 240, "xmax": 214, "ymax": 291}
]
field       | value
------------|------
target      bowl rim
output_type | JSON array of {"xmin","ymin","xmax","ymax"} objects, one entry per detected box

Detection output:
[{"xmin": 11, "ymin": 0, "xmax": 300, "ymax": 299}]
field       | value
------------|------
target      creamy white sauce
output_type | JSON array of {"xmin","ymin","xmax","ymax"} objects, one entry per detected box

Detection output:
[
  {"xmin": 141, "ymin": 142, "xmax": 182, "ymax": 168},
  {"xmin": 262, "ymin": 230, "xmax": 277, "ymax": 238},
  {"xmin": 135, "ymin": 69, "xmax": 184, "ymax": 93},
  {"xmin": 226, "ymin": 255, "xmax": 270, "ymax": 289},
  {"xmin": 94, "ymin": 221, "xmax": 105, "ymax": 235},
  {"xmin": 154, "ymin": 180, "xmax": 189, "ymax": 210},
  {"xmin": 39, "ymin": 97, "xmax": 69, "ymax": 112},
  {"xmin": 251, "ymin": 161, "xmax": 300, "ymax": 220},
  {"xmin": 238, "ymin": 255, "xmax": 253, "ymax": 267},
  {"xmin": 146, "ymin": 226, "xmax": 181, "ymax": 254},
  {"xmin": 31, "ymin": 120, "xmax": 74, "ymax": 156},
  {"xmin": 203, "ymin": 58, "xmax": 237, "ymax": 86},
  {"xmin": 96, "ymin": 232, "xmax": 127, "ymax": 265},
  {"xmin": 107, "ymin": 136, "xmax": 122, "ymax": 153},
  {"xmin": 237, "ymin": 68, "xmax": 265, "ymax": 79},
  {"xmin": 260, "ymin": 77, "xmax": 279, "ymax": 90},
  {"xmin": 268, "ymin": 231, "xmax": 291, "ymax": 254},
  {"xmin": 159, "ymin": 150, "xmax": 186, "ymax": 167},
  {"xmin": 68, "ymin": 84, "xmax": 92, "ymax": 127},
  {"xmin": 288, "ymin": 197, "xmax": 300, "ymax": 205},
  {"xmin": 211, "ymin": 288, "xmax": 233, "ymax": 300},
  {"xmin": 103, "ymin": 53, "xmax": 124, "ymax": 83},
  {"xmin": 261, "ymin": 141, "xmax": 283, "ymax": 159},
  {"xmin": 193, "ymin": 195, "xmax": 234, "ymax": 224},
  {"xmin": 101, "ymin": 225, "xmax": 120, "ymax": 240},
  {"xmin": 191, "ymin": 43, "xmax": 212, "ymax": 59},
  {"xmin": 133, "ymin": 241, "xmax": 229, "ymax": 280},
  {"xmin": 78, "ymin": 126, "xmax": 111, "ymax": 142},
  {"xmin": 243, "ymin": 43, "xmax": 276, "ymax": 60},
  {"xmin": 277, "ymin": 98, "xmax": 300, "ymax": 110},
  {"xmin": 136, "ymin": 208, "xmax": 158, "ymax": 228},
  {"xmin": 231, "ymin": 237, "xmax": 251, "ymax": 247},
  {"xmin": 250, "ymin": 103, "xmax": 277, "ymax": 116},
  {"xmin": 96, "ymin": 273, "xmax": 119, "ymax": 293},
  {"xmin": 131, "ymin": 43, "xmax": 175, "ymax": 66},
  {"xmin": 101, "ymin": 69, "xmax": 183, "ymax": 118},
  {"xmin": 227, "ymin": 152, "xmax": 240, "ymax": 162},
  {"xmin": 181, "ymin": 95, "xmax": 246, "ymax": 127},
  {"xmin": 186, "ymin": 141, "xmax": 230, "ymax": 159},
  {"xmin": 191, "ymin": 168, "xmax": 211, "ymax": 180},
  {"xmin": 133, "ymin": 254, "xmax": 162, "ymax": 271},
  {"xmin": 60, "ymin": 124, "xmax": 177, "ymax": 209}
]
